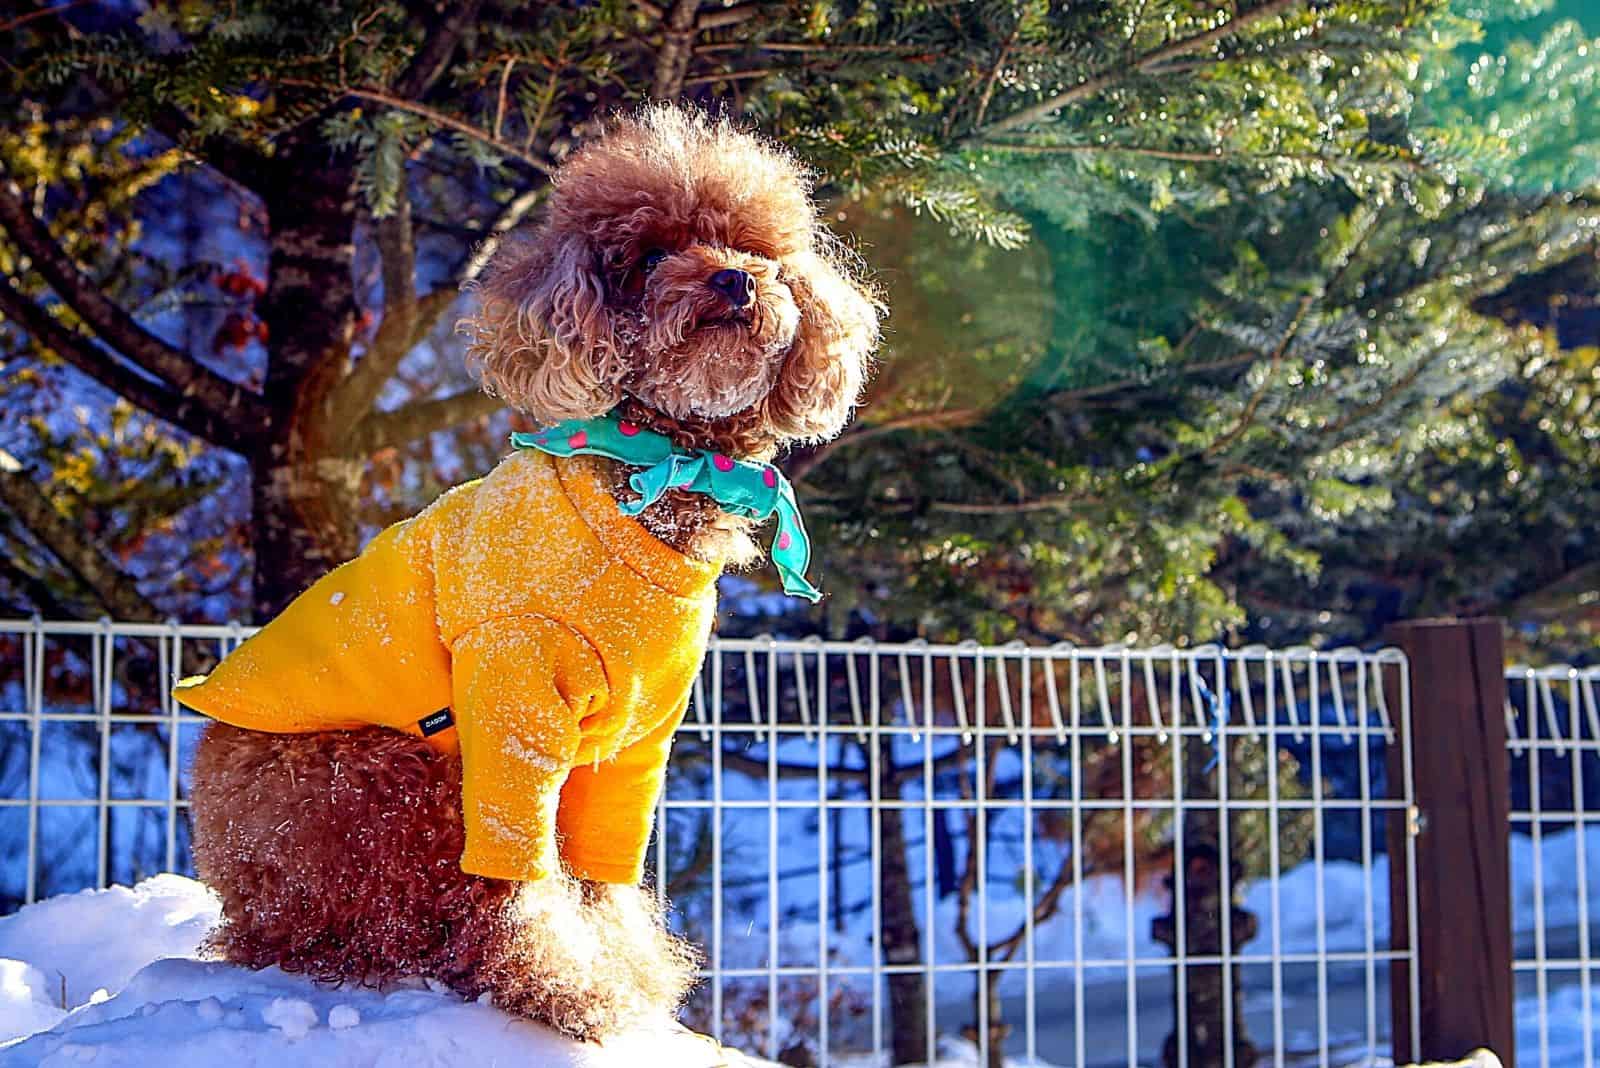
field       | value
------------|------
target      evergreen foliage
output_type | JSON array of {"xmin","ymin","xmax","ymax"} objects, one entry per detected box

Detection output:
[{"xmin": 0, "ymin": 0, "xmax": 1595, "ymax": 658}]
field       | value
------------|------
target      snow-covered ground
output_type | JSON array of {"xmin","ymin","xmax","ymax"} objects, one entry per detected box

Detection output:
[
  {"xmin": 0, "ymin": 876, "xmax": 773, "ymax": 1068},
  {"xmin": 3, "ymin": 852, "xmax": 1596, "ymax": 1068}
]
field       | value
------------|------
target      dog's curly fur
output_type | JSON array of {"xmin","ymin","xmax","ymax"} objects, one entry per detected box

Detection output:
[
  {"xmin": 191, "ymin": 104, "xmax": 881, "ymax": 1042},
  {"xmin": 463, "ymin": 104, "xmax": 881, "ymax": 562},
  {"xmin": 191, "ymin": 725, "xmax": 699, "ymax": 1039}
]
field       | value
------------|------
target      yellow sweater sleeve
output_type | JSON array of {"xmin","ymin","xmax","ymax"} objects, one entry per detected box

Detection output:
[
  {"xmin": 450, "ymin": 614, "xmax": 609, "ymax": 882},
  {"xmin": 556, "ymin": 700, "xmax": 686, "ymax": 884}
]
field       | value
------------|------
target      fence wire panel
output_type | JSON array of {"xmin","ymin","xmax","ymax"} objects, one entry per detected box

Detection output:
[
  {"xmin": 0, "ymin": 620, "xmax": 1417, "ymax": 1067},
  {"xmin": 1506, "ymin": 663, "xmax": 1600, "ymax": 1068}
]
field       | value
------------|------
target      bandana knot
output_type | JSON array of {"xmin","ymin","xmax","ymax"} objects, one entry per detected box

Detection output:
[{"xmin": 511, "ymin": 414, "xmax": 820, "ymax": 602}]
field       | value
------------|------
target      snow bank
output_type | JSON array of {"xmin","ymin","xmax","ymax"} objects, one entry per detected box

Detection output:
[
  {"xmin": 1520, "ymin": 983, "xmax": 1600, "ymax": 1066},
  {"xmin": 0, "ymin": 876, "xmax": 767, "ymax": 1068},
  {"xmin": 0, "ymin": 874, "xmax": 218, "ymax": 1014}
]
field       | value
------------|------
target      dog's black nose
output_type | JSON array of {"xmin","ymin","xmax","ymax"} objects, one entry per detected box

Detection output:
[{"xmin": 707, "ymin": 268, "xmax": 756, "ymax": 309}]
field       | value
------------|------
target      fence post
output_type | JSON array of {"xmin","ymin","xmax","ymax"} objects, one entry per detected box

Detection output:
[{"xmin": 1383, "ymin": 617, "xmax": 1513, "ymax": 1065}]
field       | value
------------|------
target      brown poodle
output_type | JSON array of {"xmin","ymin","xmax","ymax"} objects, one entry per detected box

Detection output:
[{"xmin": 188, "ymin": 104, "xmax": 881, "ymax": 1041}]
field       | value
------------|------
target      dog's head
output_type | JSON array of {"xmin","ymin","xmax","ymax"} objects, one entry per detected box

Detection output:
[{"xmin": 463, "ymin": 105, "xmax": 881, "ymax": 457}]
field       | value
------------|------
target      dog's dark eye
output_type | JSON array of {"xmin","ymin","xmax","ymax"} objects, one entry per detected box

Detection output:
[{"xmin": 639, "ymin": 248, "xmax": 669, "ymax": 274}]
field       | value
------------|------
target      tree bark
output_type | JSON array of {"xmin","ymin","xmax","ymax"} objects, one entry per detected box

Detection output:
[
  {"xmin": 1153, "ymin": 735, "xmax": 1259, "ymax": 1068},
  {"xmin": 876, "ymin": 735, "xmax": 929, "ymax": 1066},
  {"xmin": 249, "ymin": 137, "xmax": 364, "ymax": 619}
]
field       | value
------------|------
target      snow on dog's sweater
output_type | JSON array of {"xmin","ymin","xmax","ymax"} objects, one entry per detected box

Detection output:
[{"xmin": 173, "ymin": 450, "xmax": 722, "ymax": 884}]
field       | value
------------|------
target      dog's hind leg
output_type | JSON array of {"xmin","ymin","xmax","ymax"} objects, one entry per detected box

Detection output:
[{"xmin": 189, "ymin": 723, "xmax": 506, "ymax": 985}]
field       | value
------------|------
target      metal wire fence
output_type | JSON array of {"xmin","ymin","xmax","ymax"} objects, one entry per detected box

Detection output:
[
  {"xmin": 0, "ymin": 618, "xmax": 1421, "ymax": 1067},
  {"xmin": 1506, "ymin": 663, "xmax": 1600, "ymax": 1068}
]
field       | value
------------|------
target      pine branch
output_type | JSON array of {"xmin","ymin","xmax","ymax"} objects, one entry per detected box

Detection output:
[
  {"xmin": 684, "ymin": 66, "xmax": 777, "ymax": 86},
  {"xmin": 978, "ymin": 141, "xmax": 1428, "ymax": 171},
  {"xmin": 975, "ymin": 0, "xmax": 1307, "ymax": 139},
  {"xmin": 1205, "ymin": 292, "xmax": 1316, "ymax": 457},
  {"xmin": 785, "ymin": 407, "xmax": 986, "ymax": 481},
  {"xmin": 0, "ymin": 176, "xmax": 269, "ymax": 445},
  {"xmin": 274, "ymin": 79, "xmax": 557, "ymax": 174},
  {"xmin": 0, "ymin": 456, "xmax": 163, "ymax": 622},
  {"xmin": 0, "ymin": 274, "xmax": 255, "ymax": 450},
  {"xmin": 342, "ymin": 387, "xmax": 503, "ymax": 455}
]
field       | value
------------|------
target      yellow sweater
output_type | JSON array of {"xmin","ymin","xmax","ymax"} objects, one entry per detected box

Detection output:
[{"xmin": 173, "ymin": 451, "xmax": 721, "ymax": 885}]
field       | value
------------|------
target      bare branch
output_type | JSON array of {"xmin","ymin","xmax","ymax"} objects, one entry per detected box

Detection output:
[
  {"xmin": 0, "ymin": 457, "xmax": 163, "ymax": 622},
  {"xmin": 0, "ymin": 275, "xmax": 255, "ymax": 449},
  {"xmin": 651, "ymin": 0, "xmax": 702, "ymax": 99},
  {"xmin": 493, "ymin": 56, "xmax": 516, "ymax": 142},
  {"xmin": 973, "ymin": 21, "xmax": 1021, "ymax": 131},
  {"xmin": 343, "ymin": 387, "xmax": 503, "ymax": 455},
  {"xmin": 410, "ymin": 286, "xmax": 463, "ymax": 344},
  {"xmin": 683, "ymin": 67, "xmax": 777, "ymax": 86},
  {"xmin": 697, "ymin": 2, "xmax": 759, "ymax": 30},
  {"xmin": 456, "ymin": 186, "xmax": 544, "ymax": 289},
  {"xmin": 391, "ymin": 0, "xmax": 485, "ymax": 100},
  {"xmin": 329, "ymin": 196, "xmax": 419, "ymax": 435},
  {"xmin": 927, "ymin": 493, "xmax": 1092, "ymax": 516},
  {"xmin": 0, "ymin": 0, "xmax": 92, "ymax": 34},
  {"xmin": 0, "ymin": 176, "xmax": 270, "ymax": 444},
  {"xmin": 783, "ymin": 407, "xmax": 986, "ymax": 481},
  {"xmin": 976, "ymin": 0, "xmax": 1306, "ymax": 139},
  {"xmin": 1204, "ymin": 293, "xmax": 1315, "ymax": 457},
  {"xmin": 695, "ymin": 40, "xmax": 938, "ymax": 56}
]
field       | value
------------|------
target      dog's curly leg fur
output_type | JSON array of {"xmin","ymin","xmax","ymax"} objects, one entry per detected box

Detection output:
[
  {"xmin": 580, "ymin": 880, "xmax": 702, "ymax": 1017},
  {"xmin": 190, "ymin": 723, "xmax": 697, "ymax": 1042},
  {"xmin": 467, "ymin": 878, "xmax": 699, "ymax": 1038}
]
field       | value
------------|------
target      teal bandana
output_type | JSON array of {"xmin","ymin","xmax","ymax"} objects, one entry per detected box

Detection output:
[{"xmin": 510, "ymin": 413, "xmax": 821, "ymax": 603}]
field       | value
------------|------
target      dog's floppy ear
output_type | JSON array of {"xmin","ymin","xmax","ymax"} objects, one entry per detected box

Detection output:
[
  {"xmin": 762, "ymin": 248, "xmax": 882, "ymax": 443},
  {"xmin": 462, "ymin": 230, "xmax": 623, "ymax": 422}
]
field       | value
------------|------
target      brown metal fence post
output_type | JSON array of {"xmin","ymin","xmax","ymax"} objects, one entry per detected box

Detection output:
[{"xmin": 1383, "ymin": 617, "xmax": 1513, "ymax": 1066}]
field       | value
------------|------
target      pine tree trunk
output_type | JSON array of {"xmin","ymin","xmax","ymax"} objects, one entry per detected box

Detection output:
[
  {"xmin": 877, "ymin": 736, "xmax": 929, "ymax": 1066},
  {"xmin": 247, "ymin": 451, "xmax": 362, "ymax": 620},
  {"xmin": 248, "ymin": 139, "xmax": 363, "ymax": 620},
  {"xmin": 1154, "ymin": 735, "xmax": 1259, "ymax": 1068},
  {"xmin": 983, "ymin": 969, "xmax": 1007, "ymax": 1068}
]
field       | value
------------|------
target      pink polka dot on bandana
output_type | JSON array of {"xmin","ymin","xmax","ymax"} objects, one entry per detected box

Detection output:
[
  {"xmin": 776, "ymin": 531, "xmax": 792, "ymax": 551},
  {"xmin": 618, "ymin": 421, "xmax": 640, "ymax": 437},
  {"xmin": 568, "ymin": 430, "xmax": 588, "ymax": 449},
  {"xmin": 535, "ymin": 437, "xmax": 548, "ymax": 446},
  {"xmin": 712, "ymin": 454, "xmax": 735, "ymax": 472},
  {"xmin": 762, "ymin": 468, "xmax": 777, "ymax": 488}
]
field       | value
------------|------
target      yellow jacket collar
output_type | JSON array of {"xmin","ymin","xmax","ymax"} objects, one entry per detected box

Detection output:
[{"xmin": 554, "ymin": 455, "xmax": 723, "ymax": 598}]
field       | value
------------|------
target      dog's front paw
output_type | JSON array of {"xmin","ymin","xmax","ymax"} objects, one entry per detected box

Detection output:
[
  {"xmin": 582, "ymin": 881, "xmax": 702, "ymax": 1019},
  {"xmin": 465, "ymin": 875, "xmax": 692, "ymax": 1042}
]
